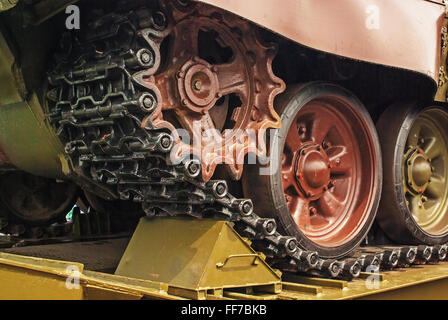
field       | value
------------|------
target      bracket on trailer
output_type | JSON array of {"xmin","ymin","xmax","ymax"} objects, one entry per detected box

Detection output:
[{"xmin": 115, "ymin": 217, "xmax": 282, "ymax": 299}]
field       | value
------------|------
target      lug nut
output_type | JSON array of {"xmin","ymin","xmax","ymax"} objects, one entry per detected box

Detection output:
[
  {"xmin": 213, "ymin": 181, "xmax": 228, "ymax": 198},
  {"xmin": 158, "ymin": 134, "xmax": 173, "ymax": 151},
  {"xmin": 236, "ymin": 199, "xmax": 253, "ymax": 216},
  {"xmin": 438, "ymin": 245, "xmax": 448, "ymax": 260},
  {"xmin": 280, "ymin": 237, "xmax": 298, "ymax": 255},
  {"xmin": 242, "ymin": 201, "xmax": 253, "ymax": 215},
  {"xmin": 257, "ymin": 218, "xmax": 277, "ymax": 236},
  {"xmin": 329, "ymin": 261, "xmax": 341, "ymax": 277},
  {"xmin": 138, "ymin": 93, "xmax": 157, "ymax": 113},
  {"xmin": 143, "ymin": 97, "xmax": 154, "ymax": 109},
  {"xmin": 418, "ymin": 245, "xmax": 432, "ymax": 262},
  {"xmin": 184, "ymin": 159, "xmax": 201, "ymax": 178},
  {"xmin": 350, "ymin": 262, "xmax": 361, "ymax": 278},
  {"xmin": 406, "ymin": 248, "xmax": 417, "ymax": 264},
  {"xmin": 137, "ymin": 49, "xmax": 154, "ymax": 66},
  {"xmin": 306, "ymin": 252, "xmax": 319, "ymax": 268},
  {"xmin": 389, "ymin": 252, "xmax": 399, "ymax": 267}
]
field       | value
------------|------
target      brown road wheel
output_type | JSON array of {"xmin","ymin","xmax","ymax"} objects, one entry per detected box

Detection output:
[
  {"xmin": 242, "ymin": 82, "xmax": 382, "ymax": 258},
  {"xmin": 0, "ymin": 171, "xmax": 79, "ymax": 225},
  {"xmin": 377, "ymin": 103, "xmax": 448, "ymax": 244}
]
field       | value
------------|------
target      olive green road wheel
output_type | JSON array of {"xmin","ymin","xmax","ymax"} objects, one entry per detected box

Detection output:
[
  {"xmin": 242, "ymin": 82, "xmax": 382, "ymax": 259},
  {"xmin": 377, "ymin": 103, "xmax": 448, "ymax": 244}
]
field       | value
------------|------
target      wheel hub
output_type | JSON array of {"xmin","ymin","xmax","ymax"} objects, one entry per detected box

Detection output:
[
  {"xmin": 405, "ymin": 148, "xmax": 431, "ymax": 193},
  {"xmin": 295, "ymin": 144, "xmax": 331, "ymax": 198},
  {"xmin": 177, "ymin": 57, "xmax": 220, "ymax": 113}
]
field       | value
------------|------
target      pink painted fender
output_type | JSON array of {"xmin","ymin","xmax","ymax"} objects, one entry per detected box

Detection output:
[{"xmin": 198, "ymin": 0, "xmax": 446, "ymax": 83}]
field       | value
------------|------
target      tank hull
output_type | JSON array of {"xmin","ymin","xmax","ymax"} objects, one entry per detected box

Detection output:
[{"xmin": 199, "ymin": 0, "xmax": 445, "ymax": 84}]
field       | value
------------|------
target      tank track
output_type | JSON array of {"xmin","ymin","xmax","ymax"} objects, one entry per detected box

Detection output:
[{"xmin": 44, "ymin": 1, "xmax": 448, "ymax": 280}]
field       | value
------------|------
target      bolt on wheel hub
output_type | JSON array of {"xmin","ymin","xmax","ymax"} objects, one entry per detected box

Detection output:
[{"xmin": 177, "ymin": 57, "xmax": 220, "ymax": 113}]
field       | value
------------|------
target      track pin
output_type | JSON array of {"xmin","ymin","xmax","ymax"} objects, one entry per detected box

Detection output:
[
  {"xmin": 430, "ymin": 244, "xmax": 447, "ymax": 262},
  {"xmin": 339, "ymin": 259, "xmax": 361, "ymax": 279},
  {"xmin": 398, "ymin": 246, "xmax": 418, "ymax": 266},
  {"xmin": 380, "ymin": 249, "xmax": 400, "ymax": 269},
  {"xmin": 319, "ymin": 259, "xmax": 342, "ymax": 278},
  {"xmin": 415, "ymin": 245, "xmax": 433, "ymax": 264},
  {"xmin": 358, "ymin": 254, "xmax": 381, "ymax": 272}
]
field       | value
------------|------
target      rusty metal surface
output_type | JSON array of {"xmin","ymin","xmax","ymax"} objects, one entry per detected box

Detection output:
[
  {"xmin": 136, "ymin": 3, "xmax": 285, "ymax": 181},
  {"xmin": 198, "ymin": 0, "xmax": 445, "ymax": 83}
]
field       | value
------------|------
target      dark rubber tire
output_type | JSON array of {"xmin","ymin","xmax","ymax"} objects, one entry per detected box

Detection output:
[
  {"xmin": 376, "ymin": 102, "xmax": 448, "ymax": 245},
  {"xmin": 242, "ymin": 82, "xmax": 382, "ymax": 259}
]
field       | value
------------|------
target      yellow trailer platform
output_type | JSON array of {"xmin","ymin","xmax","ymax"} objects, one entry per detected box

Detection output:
[{"xmin": 0, "ymin": 217, "xmax": 447, "ymax": 300}]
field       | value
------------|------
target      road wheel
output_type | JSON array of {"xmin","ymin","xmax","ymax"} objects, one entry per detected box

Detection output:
[
  {"xmin": 242, "ymin": 82, "xmax": 382, "ymax": 258},
  {"xmin": 377, "ymin": 103, "xmax": 448, "ymax": 244}
]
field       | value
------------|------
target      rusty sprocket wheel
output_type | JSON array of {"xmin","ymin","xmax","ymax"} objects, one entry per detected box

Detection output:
[{"xmin": 133, "ymin": 3, "xmax": 285, "ymax": 181}]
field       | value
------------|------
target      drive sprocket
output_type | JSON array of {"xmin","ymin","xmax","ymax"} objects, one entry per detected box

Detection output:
[{"xmin": 133, "ymin": 2, "xmax": 286, "ymax": 181}]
